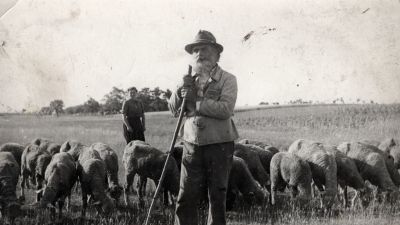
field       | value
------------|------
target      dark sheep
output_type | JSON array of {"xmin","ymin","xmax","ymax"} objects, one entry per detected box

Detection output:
[
  {"xmin": 20, "ymin": 144, "xmax": 52, "ymax": 202},
  {"xmin": 31, "ymin": 138, "xmax": 61, "ymax": 156},
  {"xmin": 90, "ymin": 143, "xmax": 123, "ymax": 203},
  {"xmin": 77, "ymin": 149, "xmax": 115, "ymax": 217},
  {"xmin": 337, "ymin": 142, "xmax": 399, "ymax": 194},
  {"xmin": 0, "ymin": 152, "xmax": 21, "ymax": 223},
  {"xmin": 123, "ymin": 140, "xmax": 180, "ymax": 206},
  {"xmin": 39, "ymin": 152, "xmax": 78, "ymax": 220},
  {"xmin": 227, "ymin": 156, "xmax": 268, "ymax": 210},
  {"xmin": 234, "ymin": 143, "xmax": 270, "ymax": 188},
  {"xmin": 0, "ymin": 142, "xmax": 24, "ymax": 169}
]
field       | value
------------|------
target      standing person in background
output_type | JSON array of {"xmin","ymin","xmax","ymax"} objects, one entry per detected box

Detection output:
[
  {"xmin": 169, "ymin": 30, "xmax": 239, "ymax": 225},
  {"xmin": 122, "ymin": 87, "xmax": 146, "ymax": 143}
]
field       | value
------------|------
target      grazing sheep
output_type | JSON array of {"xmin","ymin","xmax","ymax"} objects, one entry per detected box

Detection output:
[
  {"xmin": 238, "ymin": 139, "xmax": 279, "ymax": 152},
  {"xmin": 364, "ymin": 142, "xmax": 400, "ymax": 187},
  {"xmin": 90, "ymin": 143, "xmax": 123, "ymax": 202},
  {"xmin": 324, "ymin": 145, "xmax": 369, "ymax": 207},
  {"xmin": 241, "ymin": 143, "xmax": 278, "ymax": 174},
  {"xmin": 227, "ymin": 156, "xmax": 268, "ymax": 210},
  {"xmin": 288, "ymin": 139, "xmax": 338, "ymax": 209},
  {"xmin": 269, "ymin": 152, "xmax": 312, "ymax": 206},
  {"xmin": 77, "ymin": 149, "xmax": 115, "ymax": 217},
  {"xmin": 31, "ymin": 138, "xmax": 61, "ymax": 156},
  {"xmin": 0, "ymin": 142, "xmax": 24, "ymax": 169},
  {"xmin": 20, "ymin": 144, "xmax": 52, "ymax": 202},
  {"xmin": 123, "ymin": 140, "xmax": 180, "ymax": 206},
  {"xmin": 0, "ymin": 152, "xmax": 21, "ymax": 222},
  {"xmin": 234, "ymin": 143, "xmax": 270, "ymax": 188},
  {"xmin": 238, "ymin": 139, "xmax": 268, "ymax": 148},
  {"xmin": 60, "ymin": 140, "xmax": 89, "ymax": 160},
  {"xmin": 337, "ymin": 142, "xmax": 399, "ymax": 194},
  {"xmin": 39, "ymin": 152, "xmax": 78, "ymax": 220},
  {"xmin": 379, "ymin": 138, "xmax": 400, "ymax": 169}
]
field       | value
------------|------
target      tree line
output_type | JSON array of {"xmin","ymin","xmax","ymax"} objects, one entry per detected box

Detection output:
[{"xmin": 39, "ymin": 87, "xmax": 172, "ymax": 116}]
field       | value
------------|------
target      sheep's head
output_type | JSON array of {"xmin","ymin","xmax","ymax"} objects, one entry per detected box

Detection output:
[
  {"xmin": 39, "ymin": 186, "xmax": 57, "ymax": 208},
  {"xmin": 40, "ymin": 169, "xmax": 60, "ymax": 207},
  {"xmin": 93, "ymin": 195, "xmax": 115, "ymax": 215},
  {"xmin": 358, "ymin": 186, "xmax": 373, "ymax": 208},
  {"xmin": 109, "ymin": 185, "xmax": 123, "ymax": 200}
]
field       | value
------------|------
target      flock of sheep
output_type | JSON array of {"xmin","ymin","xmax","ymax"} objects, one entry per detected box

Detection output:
[{"xmin": 0, "ymin": 136, "xmax": 399, "ymax": 223}]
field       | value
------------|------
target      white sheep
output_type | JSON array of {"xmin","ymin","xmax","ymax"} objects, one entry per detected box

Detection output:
[{"xmin": 270, "ymin": 152, "xmax": 312, "ymax": 206}]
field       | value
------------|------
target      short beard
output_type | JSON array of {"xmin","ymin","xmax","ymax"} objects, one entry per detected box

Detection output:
[{"xmin": 192, "ymin": 59, "xmax": 215, "ymax": 75}]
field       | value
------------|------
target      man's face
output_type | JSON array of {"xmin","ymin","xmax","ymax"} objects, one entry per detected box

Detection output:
[
  {"xmin": 191, "ymin": 44, "xmax": 219, "ymax": 74},
  {"xmin": 129, "ymin": 90, "xmax": 137, "ymax": 98}
]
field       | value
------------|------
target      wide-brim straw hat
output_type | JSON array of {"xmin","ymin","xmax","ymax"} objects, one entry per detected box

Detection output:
[{"xmin": 185, "ymin": 30, "xmax": 223, "ymax": 54}]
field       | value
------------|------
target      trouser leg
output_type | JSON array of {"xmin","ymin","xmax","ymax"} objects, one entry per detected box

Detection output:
[
  {"xmin": 123, "ymin": 124, "xmax": 133, "ymax": 144},
  {"xmin": 175, "ymin": 142, "xmax": 205, "ymax": 225},
  {"xmin": 134, "ymin": 130, "xmax": 145, "ymax": 142},
  {"xmin": 204, "ymin": 142, "xmax": 234, "ymax": 225}
]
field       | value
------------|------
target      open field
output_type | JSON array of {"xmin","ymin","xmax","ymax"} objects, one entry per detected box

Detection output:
[{"xmin": 1, "ymin": 103, "xmax": 400, "ymax": 225}]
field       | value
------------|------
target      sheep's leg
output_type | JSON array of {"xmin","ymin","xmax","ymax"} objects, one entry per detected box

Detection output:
[
  {"xmin": 124, "ymin": 173, "xmax": 135, "ymax": 207},
  {"xmin": 289, "ymin": 185, "xmax": 299, "ymax": 199},
  {"xmin": 50, "ymin": 204, "xmax": 56, "ymax": 221},
  {"xmin": 163, "ymin": 188, "xmax": 169, "ymax": 206},
  {"xmin": 271, "ymin": 184, "xmax": 277, "ymax": 205},
  {"xmin": 81, "ymin": 191, "xmax": 88, "ymax": 218},
  {"xmin": 57, "ymin": 199, "xmax": 64, "ymax": 220},
  {"xmin": 105, "ymin": 174, "xmax": 110, "ymax": 191},
  {"xmin": 138, "ymin": 176, "xmax": 148, "ymax": 201},
  {"xmin": 313, "ymin": 180, "xmax": 325, "ymax": 208},
  {"xmin": 351, "ymin": 191, "xmax": 359, "ymax": 208},
  {"xmin": 36, "ymin": 175, "xmax": 43, "ymax": 202},
  {"xmin": 20, "ymin": 175, "xmax": 26, "ymax": 201},
  {"xmin": 138, "ymin": 176, "xmax": 147, "ymax": 199},
  {"xmin": 66, "ymin": 194, "xmax": 71, "ymax": 212},
  {"xmin": 343, "ymin": 186, "xmax": 349, "ymax": 208}
]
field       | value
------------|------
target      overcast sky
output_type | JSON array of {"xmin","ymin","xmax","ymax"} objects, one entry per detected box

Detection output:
[{"xmin": 1, "ymin": 0, "xmax": 399, "ymax": 112}]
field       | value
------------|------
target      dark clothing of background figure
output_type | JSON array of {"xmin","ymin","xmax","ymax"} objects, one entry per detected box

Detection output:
[{"xmin": 122, "ymin": 98, "xmax": 145, "ymax": 143}]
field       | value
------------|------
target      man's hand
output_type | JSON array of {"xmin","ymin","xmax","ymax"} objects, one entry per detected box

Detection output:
[
  {"xmin": 176, "ymin": 74, "xmax": 197, "ymax": 116},
  {"xmin": 182, "ymin": 74, "xmax": 194, "ymax": 87},
  {"xmin": 178, "ymin": 75, "xmax": 195, "ymax": 99},
  {"xmin": 127, "ymin": 126, "xmax": 133, "ymax": 132}
]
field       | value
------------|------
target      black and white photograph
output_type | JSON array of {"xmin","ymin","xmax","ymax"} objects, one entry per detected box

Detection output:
[{"xmin": 1, "ymin": 0, "xmax": 400, "ymax": 224}]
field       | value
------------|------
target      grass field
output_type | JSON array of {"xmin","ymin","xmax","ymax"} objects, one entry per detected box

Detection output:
[{"xmin": 1, "ymin": 103, "xmax": 400, "ymax": 225}]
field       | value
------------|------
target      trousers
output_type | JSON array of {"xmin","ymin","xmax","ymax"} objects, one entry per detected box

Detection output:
[{"xmin": 175, "ymin": 141, "xmax": 234, "ymax": 225}]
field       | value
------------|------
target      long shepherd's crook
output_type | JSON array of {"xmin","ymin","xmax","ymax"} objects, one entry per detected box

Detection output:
[{"xmin": 143, "ymin": 65, "xmax": 192, "ymax": 225}]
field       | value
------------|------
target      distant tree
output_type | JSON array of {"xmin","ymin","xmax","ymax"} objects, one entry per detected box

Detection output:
[
  {"xmin": 39, "ymin": 106, "xmax": 52, "ymax": 115},
  {"xmin": 65, "ymin": 105, "xmax": 82, "ymax": 114},
  {"xmin": 83, "ymin": 97, "xmax": 101, "ymax": 113},
  {"xmin": 102, "ymin": 87, "xmax": 126, "ymax": 114},
  {"xmin": 49, "ymin": 99, "xmax": 64, "ymax": 116},
  {"xmin": 162, "ymin": 89, "xmax": 172, "ymax": 99}
]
